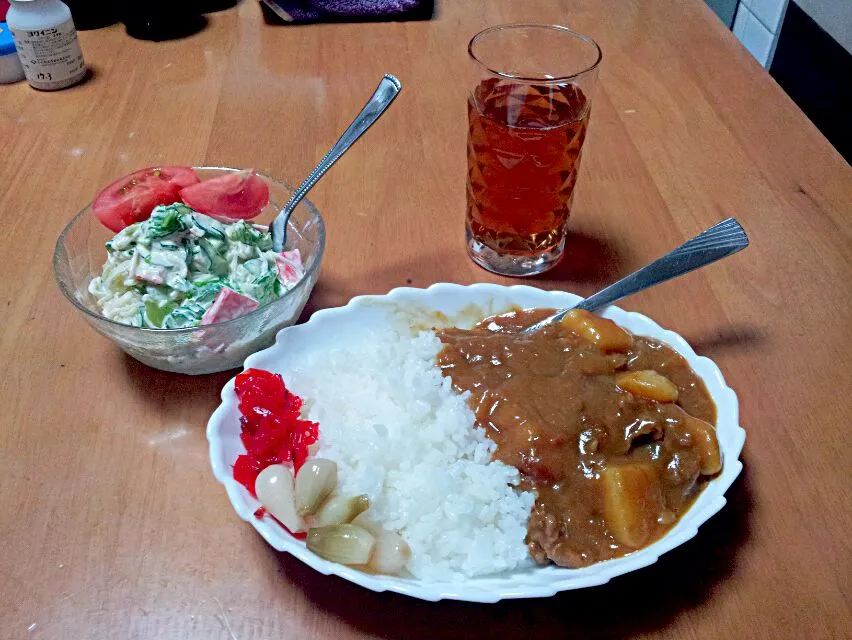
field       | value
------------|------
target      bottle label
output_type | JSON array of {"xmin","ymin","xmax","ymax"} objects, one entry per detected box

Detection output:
[{"xmin": 10, "ymin": 18, "xmax": 86, "ymax": 90}]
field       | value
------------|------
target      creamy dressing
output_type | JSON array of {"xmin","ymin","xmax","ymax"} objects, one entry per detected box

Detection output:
[{"xmin": 89, "ymin": 203, "xmax": 302, "ymax": 328}]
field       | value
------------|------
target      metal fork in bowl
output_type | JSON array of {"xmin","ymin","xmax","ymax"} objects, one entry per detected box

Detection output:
[
  {"xmin": 271, "ymin": 74, "xmax": 402, "ymax": 252},
  {"xmin": 523, "ymin": 218, "xmax": 749, "ymax": 334}
]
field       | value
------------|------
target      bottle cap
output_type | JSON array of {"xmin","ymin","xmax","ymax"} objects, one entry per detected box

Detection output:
[{"xmin": 0, "ymin": 22, "xmax": 17, "ymax": 56}]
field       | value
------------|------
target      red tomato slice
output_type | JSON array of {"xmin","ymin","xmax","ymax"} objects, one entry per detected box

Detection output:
[
  {"xmin": 92, "ymin": 166, "xmax": 200, "ymax": 232},
  {"xmin": 179, "ymin": 169, "xmax": 270, "ymax": 220}
]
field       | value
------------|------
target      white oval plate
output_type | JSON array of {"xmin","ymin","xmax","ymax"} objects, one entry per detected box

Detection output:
[{"xmin": 207, "ymin": 283, "xmax": 745, "ymax": 603}]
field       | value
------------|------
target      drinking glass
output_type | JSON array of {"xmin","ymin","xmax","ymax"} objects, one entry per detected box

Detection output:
[{"xmin": 466, "ymin": 24, "xmax": 602, "ymax": 276}]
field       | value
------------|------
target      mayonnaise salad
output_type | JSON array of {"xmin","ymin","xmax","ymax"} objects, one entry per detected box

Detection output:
[{"xmin": 88, "ymin": 203, "xmax": 304, "ymax": 329}]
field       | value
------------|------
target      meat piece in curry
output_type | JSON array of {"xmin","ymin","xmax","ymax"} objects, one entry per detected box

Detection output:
[{"xmin": 436, "ymin": 308, "xmax": 720, "ymax": 568}]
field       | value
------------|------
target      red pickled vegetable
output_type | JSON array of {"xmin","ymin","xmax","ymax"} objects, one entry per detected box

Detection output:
[
  {"xmin": 233, "ymin": 454, "xmax": 264, "ymax": 492},
  {"xmin": 232, "ymin": 368, "xmax": 318, "ymax": 497}
]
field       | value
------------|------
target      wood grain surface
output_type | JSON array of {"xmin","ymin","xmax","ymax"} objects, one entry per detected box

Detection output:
[{"xmin": 1, "ymin": 1, "xmax": 850, "ymax": 638}]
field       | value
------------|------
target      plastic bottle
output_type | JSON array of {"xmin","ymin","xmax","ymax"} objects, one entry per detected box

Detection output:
[
  {"xmin": 6, "ymin": 0, "xmax": 86, "ymax": 90},
  {"xmin": 0, "ymin": 22, "xmax": 26, "ymax": 83}
]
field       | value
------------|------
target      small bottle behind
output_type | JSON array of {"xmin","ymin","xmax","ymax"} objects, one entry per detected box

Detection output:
[{"xmin": 6, "ymin": 0, "xmax": 86, "ymax": 90}]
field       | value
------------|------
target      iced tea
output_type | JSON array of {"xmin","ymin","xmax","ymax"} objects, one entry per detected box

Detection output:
[
  {"xmin": 467, "ymin": 78, "xmax": 590, "ymax": 257},
  {"xmin": 465, "ymin": 24, "xmax": 600, "ymax": 276}
]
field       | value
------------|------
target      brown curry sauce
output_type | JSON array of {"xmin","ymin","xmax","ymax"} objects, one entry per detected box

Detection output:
[{"xmin": 437, "ymin": 308, "xmax": 721, "ymax": 568}]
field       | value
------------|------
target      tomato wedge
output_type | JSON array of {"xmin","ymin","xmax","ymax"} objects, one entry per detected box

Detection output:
[
  {"xmin": 179, "ymin": 169, "xmax": 270, "ymax": 220},
  {"xmin": 92, "ymin": 166, "xmax": 199, "ymax": 232}
]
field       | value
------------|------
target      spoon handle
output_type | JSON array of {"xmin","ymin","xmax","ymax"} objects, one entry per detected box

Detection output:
[
  {"xmin": 526, "ymin": 218, "xmax": 749, "ymax": 332},
  {"xmin": 272, "ymin": 74, "xmax": 402, "ymax": 251}
]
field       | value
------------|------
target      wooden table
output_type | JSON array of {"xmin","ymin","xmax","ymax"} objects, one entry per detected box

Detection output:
[{"xmin": 1, "ymin": 1, "xmax": 850, "ymax": 638}]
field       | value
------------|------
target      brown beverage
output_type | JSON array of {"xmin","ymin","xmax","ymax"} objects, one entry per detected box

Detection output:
[{"xmin": 467, "ymin": 78, "xmax": 589, "ymax": 256}]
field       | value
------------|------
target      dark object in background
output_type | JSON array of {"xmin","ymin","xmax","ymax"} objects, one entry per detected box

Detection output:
[
  {"xmin": 66, "ymin": 0, "xmax": 235, "ymax": 35},
  {"xmin": 64, "ymin": 0, "xmax": 120, "ymax": 30},
  {"xmin": 261, "ymin": 0, "xmax": 433, "ymax": 23},
  {"xmin": 770, "ymin": 2, "xmax": 852, "ymax": 163},
  {"xmin": 121, "ymin": 0, "xmax": 207, "ymax": 41},
  {"xmin": 191, "ymin": 0, "xmax": 238, "ymax": 12}
]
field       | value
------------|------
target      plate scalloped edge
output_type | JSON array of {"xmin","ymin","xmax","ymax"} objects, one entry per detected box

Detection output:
[{"xmin": 207, "ymin": 283, "xmax": 746, "ymax": 603}]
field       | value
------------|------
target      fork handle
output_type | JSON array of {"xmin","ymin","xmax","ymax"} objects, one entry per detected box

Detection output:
[
  {"xmin": 272, "ymin": 74, "xmax": 402, "ymax": 252},
  {"xmin": 552, "ymin": 218, "xmax": 749, "ymax": 323}
]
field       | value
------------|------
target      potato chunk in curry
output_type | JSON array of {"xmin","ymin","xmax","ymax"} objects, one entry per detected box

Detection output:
[
  {"xmin": 438, "ymin": 308, "xmax": 720, "ymax": 568},
  {"xmin": 601, "ymin": 463, "xmax": 664, "ymax": 548},
  {"xmin": 560, "ymin": 309, "xmax": 634, "ymax": 352},
  {"xmin": 616, "ymin": 369, "xmax": 680, "ymax": 402},
  {"xmin": 677, "ymin": 410, "xmax": 722, "ymax": 475}
]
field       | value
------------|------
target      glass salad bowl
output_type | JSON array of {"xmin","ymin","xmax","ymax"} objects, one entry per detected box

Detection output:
[{"xmin": 53, "ymin": 167, "xmax": 326, "ymax": 375}]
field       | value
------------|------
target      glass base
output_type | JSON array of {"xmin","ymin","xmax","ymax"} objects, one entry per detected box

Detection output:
[{"xmin": 466, "ymin": 229, "xmax": 564, "ymax": 277}]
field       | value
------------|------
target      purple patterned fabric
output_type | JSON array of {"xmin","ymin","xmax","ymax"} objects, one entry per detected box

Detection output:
[{"xmin": 262, "ymin": 0, "xmax": 425, "ymax": 22}]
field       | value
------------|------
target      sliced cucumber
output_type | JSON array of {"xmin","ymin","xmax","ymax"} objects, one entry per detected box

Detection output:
[
  {"xmin": 143, "ymin": 299, "xmax": 177, "ymax": 328},
  {"xmin": 192, "ymin": 216, "xmax": 226, "ymax": 241}
]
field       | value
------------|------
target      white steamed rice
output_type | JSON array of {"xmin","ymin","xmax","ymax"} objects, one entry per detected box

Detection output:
[{"xmin": 279, "ymin": 328, "xmax": 535, "ymax": 581}]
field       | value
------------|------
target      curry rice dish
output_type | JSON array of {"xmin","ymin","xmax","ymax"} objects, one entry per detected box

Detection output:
[{"xmin": 438, "ymin": 308, "xmax": 721, "ymax": 568}]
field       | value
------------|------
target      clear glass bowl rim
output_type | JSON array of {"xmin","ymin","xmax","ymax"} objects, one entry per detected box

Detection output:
[
  {"xmin": 52, "ymin": 166, "xmax": 326, "ymax": 335},
  {"xmin": 468, "ymin": 23, "xmax": 603, "ymax": 84}
]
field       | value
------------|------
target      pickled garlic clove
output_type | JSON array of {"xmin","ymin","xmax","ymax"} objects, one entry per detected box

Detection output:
[
  {"xmin": 314, "ymin": 494, "xmax": 370, "ymax": 528},
  {"xmin": 307, "ymin": 524, "xmax": 375, "ymax": 565},
  {"xmin": 350, "ymin": 510, "xmax": 385, "ymax": 537},
  {"xmin": 368, "ymin": 531, "xmax": 411, "ymax": 575},
  {"xmin": 295, "ymin": 458, "xmax": 338, "ymax": 516},
  {"xmin": 255, "ymin": 464, "xmax": 305, "ymax": 533}
]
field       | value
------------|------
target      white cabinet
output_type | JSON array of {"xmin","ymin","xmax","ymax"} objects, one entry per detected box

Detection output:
[{"xmin": 732, "ymin": 0, "xmax": 789, "ymax": 67}]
